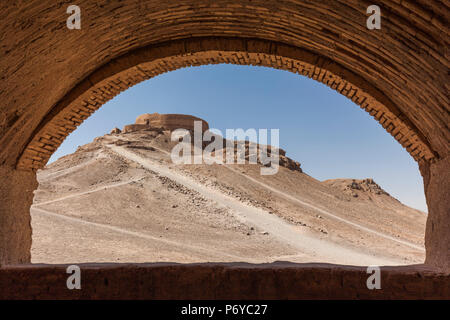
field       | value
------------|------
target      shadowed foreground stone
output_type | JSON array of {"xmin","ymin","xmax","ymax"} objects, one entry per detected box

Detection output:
[
  {"xmin": 0, "ymin": 167, "xmax": 37, "ymax": 264},
  {"xmin": 0, "ymin": 263, "xmax": 448, "ymax": 299},
  {"xmin": 420, "ymin": 156, "xmax": 450, "ymax": 271}
]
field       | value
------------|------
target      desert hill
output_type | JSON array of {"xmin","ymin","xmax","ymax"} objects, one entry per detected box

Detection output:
[{"xmin": 31, "ymin": 113, "xmax": 426, "ymax": 266}]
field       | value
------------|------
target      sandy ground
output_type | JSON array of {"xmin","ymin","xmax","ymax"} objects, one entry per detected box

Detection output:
[{"xmin": 31, "ymin": 130, "xmax": 426, "ymax": 266}]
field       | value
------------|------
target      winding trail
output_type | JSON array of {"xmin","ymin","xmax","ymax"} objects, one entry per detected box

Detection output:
[
  {"xmin": 31, "ymin": 207, "xmax": 252, "ymax": 262},
  {"xmin": 38, "ymin": 150, "xmax": 104, "ymax": 182},
  {"xmin": 223, "ymin": 166, "xmax": 425, "ymax": 252},
  {"xmin": 33, "ymin": 176, "xmax": 146, "ymax": 207},
  {"xmin": 106, "ymin": 144, "xmax": 404, "ymax": 266},
  {"xmin": 146, "ymin": 142, "xmax": 424, "ymax": 252}
]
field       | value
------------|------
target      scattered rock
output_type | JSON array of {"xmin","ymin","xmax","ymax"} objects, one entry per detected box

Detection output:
[{"xmin": 110, "ymin": 127, "xmax": 121, "ymax": 134}]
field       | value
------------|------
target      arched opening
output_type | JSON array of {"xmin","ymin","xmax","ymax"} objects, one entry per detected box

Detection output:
[
  {"xmin": 29, "ymin": 64, "xmax": 428, "ymax": 266},
  {"xmin": 1, "ymin": 37, "xmax": 447, "ymax": 270}
]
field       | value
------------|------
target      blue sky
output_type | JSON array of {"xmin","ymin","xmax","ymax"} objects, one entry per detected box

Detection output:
[{"xmin": 49, "ymin": 64, "xmax": 427, "ymax": 212}]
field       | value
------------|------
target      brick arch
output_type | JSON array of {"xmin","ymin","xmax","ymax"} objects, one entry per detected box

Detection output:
[
  {"xmin": 0, "ymin": 1, "xmax": 448, "ymax": 272},
  {"xmin": 16, "ymin": 37, "xmax": 436, "ymax": 170}
]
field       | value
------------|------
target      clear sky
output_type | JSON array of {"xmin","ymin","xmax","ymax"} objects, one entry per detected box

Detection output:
[{"xmin": 49, "ymin": 64, "xmax": 427, "ymax": 212}]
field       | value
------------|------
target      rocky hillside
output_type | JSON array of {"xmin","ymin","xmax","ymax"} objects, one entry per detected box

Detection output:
[
  {"xmin": 31, "ymin": 114, "xmax": 427, "ymax": 266},
  {"xmin": 323, "ymin": 178, "xmax": 389, "ymax": 198}
]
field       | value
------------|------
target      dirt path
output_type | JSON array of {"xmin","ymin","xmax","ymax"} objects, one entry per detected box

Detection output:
[
  {"xmin": 106, "ymin": 144, "xmax": 403, "ymax": 266},
  {"xmin": 143, "ymin": 142, "xmax": 424, "ymax": 252},
  {"xmin": 38, "ymin": 151, "xmax": 104, "ymax": 182},
  {"xmin": 31, "ymin": 207, "xmax": 251, "ymax": 262},
  {"xmin": 223, "ymin": 166, "xmax": 425, "ymax": 252},
  {"xmin": 33, "ymin": 176, "xmax": 146, "ymax": 207}
]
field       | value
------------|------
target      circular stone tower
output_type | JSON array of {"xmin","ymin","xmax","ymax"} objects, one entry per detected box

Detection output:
[{"xmin": 135, "ymin": 113, "xmax": 209, "ymax": 132}]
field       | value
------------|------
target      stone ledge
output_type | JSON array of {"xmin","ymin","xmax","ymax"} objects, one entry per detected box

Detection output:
[{"xmin": 0, "ymin": 263, "xmax": 448, "ymax": 299}]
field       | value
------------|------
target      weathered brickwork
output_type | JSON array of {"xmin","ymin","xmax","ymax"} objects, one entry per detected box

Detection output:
[
  {"xmin": 135, "ymin": 113, "xmax": 209, "ymax": 133},
  {"xmin": 16, "ymin": 39, "xmax": 437, "ymax": 170},
  {"xmin": 0, "ymin": 0, "xmax": 449, "ymax": 272}
]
